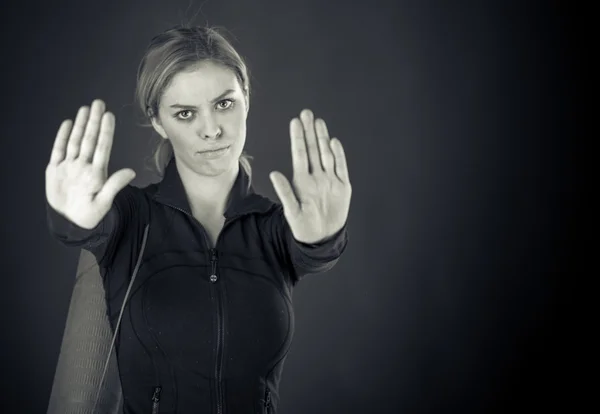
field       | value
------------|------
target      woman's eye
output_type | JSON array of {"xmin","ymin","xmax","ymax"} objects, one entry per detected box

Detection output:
[
  {"xmin": 217, "ymin": 99, "xmax": 234, "ymax": 110},
  {"xmin": 176, "ymin": 110, "xmax": 193, "ymax": 120}
]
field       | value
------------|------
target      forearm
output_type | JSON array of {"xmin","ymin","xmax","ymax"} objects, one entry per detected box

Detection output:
[
  {"xmin": 287, "ymin": 221, "xmax": 349, "ymax": 274},
  {"xmin": 45, "ymin": 199, "xmax": 115, "ymax": 249}
]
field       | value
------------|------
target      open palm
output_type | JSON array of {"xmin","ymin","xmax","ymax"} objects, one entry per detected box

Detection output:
[{"xmin": 269, "ymin": 109, "xmax": 352, "ymax": 244}]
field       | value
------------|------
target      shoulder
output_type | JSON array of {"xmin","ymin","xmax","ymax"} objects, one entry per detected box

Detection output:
[
  {"xmin": 121, "ymin": 181, "xmax": 161, "ymax": 205},
  {"xmin": 107, "ymin": 183, "xmax": 154, "ymax": 223},
  {"xmin": 255, "ymin": 198, "xmax": 287, "ymax": 243}
]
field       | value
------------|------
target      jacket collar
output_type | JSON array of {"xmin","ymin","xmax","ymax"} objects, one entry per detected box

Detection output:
[{"xmin": 151, "ymin": 157, "xmax": 276, "ymax": 219}]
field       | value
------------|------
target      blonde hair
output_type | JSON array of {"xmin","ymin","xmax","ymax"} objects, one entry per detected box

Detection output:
[{"xmin": 135, "ymin": 25, "xmax": 253, "ymax": 185}]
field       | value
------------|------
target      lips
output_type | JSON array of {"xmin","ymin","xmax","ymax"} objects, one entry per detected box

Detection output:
[{"xmin": 199, "ymin": 145, "xmax": 230, "ymax": 153}]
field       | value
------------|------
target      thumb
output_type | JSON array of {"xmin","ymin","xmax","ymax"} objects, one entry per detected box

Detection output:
[
  {"xmin": 269, "ymin": 171, "xmax": 300, "ymax": 217},
  {"xmin": 96, "ymin": 168, "xmax": 136, "ymax": 205}
]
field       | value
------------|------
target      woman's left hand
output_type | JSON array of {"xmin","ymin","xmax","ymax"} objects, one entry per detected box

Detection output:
[{"xmin": 269, "ymin": 109, "xmax": 352, "ymax": 244}]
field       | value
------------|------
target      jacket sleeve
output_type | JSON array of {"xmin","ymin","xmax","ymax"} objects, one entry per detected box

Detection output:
[
  {"xmin": 45, "ymin": 185, "xmax": 138, "ymax": 265},
  {"xmin": 268, "ymin": 205, "xmax": 349, "ymax": 286},
  {"xmin": 46, "ymin": 248, "xmax": 123, "ymax": 414}
]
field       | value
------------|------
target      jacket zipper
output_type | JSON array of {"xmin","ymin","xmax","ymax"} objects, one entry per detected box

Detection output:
[
  {"xmin": 211, "ymin": 248, "xmax": 225, "ymax": 414},
  {"xmin": 162, "ymin": 202, "xmax": 228, "ymax": 414},
  {"xmin": 151, "ymin": 386, "xmax": 161, "ymax": 414}
]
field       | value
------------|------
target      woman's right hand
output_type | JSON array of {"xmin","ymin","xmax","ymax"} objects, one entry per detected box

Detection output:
[{"xmin": 45, "ymin": 99, "xmax": 137, "ymax": 230}]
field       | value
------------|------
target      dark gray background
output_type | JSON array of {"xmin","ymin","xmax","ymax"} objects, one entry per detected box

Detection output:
[{"xmin": 0, "ymin": 0, "xmax": 578, "ymax": 412}]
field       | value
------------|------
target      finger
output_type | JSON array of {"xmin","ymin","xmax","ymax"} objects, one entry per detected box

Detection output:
[
  {"xmin": 300, "ymin": 109, "xmax": 322, "ymax": 174},
  {"xmin": 290, "ymin": 118, "xmax": 309, "ymax": 175},
  {"xmin": 95, "ymin": 168, "xmax": 136, "ymax": 206},
  {"xmin": 269, "ymin": 171, "xmax": 300, "ymax": 217},
  {"xmin": 79, "ymin": 99, "xmax": 106, "ymax": 162},
  {"xmin": 315, "ymin": 118, "xmax": 335, "ymax": 173},
  {"xmin": 49, "ymin": 120, "xmax": 73, "ymax": 166},
  {"xmin": 92, "ymin": 112, "xmax": 116, "ymax": 170},
  {"xmin": 65, "ymin": 106, "xmax": 90, "ymax": 159},
  {"xmin": 330, "ymin": 138, "xmax": 350, "ymax": 183}
]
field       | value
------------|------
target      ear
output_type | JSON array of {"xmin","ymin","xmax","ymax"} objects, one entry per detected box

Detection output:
[{"xmin": 150, "ymin": 115, "xmax": 168, "ymax": 139}]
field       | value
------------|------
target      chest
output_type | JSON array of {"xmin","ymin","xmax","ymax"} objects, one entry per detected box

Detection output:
[{"xmin": 111, "ymin": 213, "xmax": 295, "ymax": 396}]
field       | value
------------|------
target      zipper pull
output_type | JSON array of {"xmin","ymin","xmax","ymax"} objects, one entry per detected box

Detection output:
[
  {"xmin": 151, "ymin": 386, "xmax": 161, "ymax": 414},
  {"xmin": 210, "ymin": 249, "xmax": 218, "ymax": 283}
]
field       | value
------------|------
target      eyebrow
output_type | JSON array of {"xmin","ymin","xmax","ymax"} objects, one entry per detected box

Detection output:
[{"xmin": 169, "ymin": 89, "xmax": 236, "ymax": 109}]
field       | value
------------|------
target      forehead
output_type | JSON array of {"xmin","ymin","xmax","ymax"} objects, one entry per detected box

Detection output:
[{"xmin": 161, "ymin": 61, "xmax": 241, "ymax": 104}]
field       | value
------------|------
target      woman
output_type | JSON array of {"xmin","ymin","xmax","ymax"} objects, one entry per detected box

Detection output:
[{"xmin": 45, "ymin": 25, "xmax": 351, "ymax": 414}]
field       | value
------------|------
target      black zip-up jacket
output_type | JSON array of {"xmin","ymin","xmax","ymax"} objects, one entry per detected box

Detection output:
[{"xmin": 46, "ymin": 157, "xmax": 348, "ymax": 414}]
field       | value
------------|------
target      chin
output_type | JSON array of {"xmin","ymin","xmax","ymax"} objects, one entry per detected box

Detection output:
[{"xmin": 192, "ymin": 151, "xmax": 239, "ymax": 176}]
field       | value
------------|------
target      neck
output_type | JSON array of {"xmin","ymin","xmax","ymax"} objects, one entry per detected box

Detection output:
[{"xmin": 175, "ymin": 160, "xmax": 240, "ymax": 216}]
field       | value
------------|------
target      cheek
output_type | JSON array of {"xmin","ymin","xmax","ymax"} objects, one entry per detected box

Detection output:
[
  {"xmin": 227, "ymin": 111, "xmax": 247, "ymax": 138},
  {"xmin": 165, "ymin": 121, "xmax": 198, "ymax": 147},
  {"xmin": 163, "ymin": 118, "xmax": 187, "ymax": 137}
]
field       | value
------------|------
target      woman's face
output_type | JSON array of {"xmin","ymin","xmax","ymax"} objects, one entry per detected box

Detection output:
[{"xmin": 151, "ymin": 61, "xmax": 249, "ymax": 177}]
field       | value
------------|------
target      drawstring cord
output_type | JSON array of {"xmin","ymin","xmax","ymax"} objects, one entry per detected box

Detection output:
[{"xmin": 92, "ymin": 223, "xmax": 150, "ymax": 414}]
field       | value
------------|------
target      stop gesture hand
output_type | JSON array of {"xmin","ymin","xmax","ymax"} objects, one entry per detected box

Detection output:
[
  {"xmin": 45, "ymin": 99, "xmax": 136, "ymax": 230},
  {"xmin": 269, "ymin": 109, "xmax": 352, "ymax": 244}
]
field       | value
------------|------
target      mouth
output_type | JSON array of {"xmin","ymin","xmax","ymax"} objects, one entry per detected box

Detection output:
[{"xmin": 198, "ymin": 145, "xmax": 230, "ymax": 154}]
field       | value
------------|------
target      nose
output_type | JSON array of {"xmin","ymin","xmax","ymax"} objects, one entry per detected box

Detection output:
[{"xmin": 197, "ymin": 111, "xmax": 222, "ymax": 140}]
